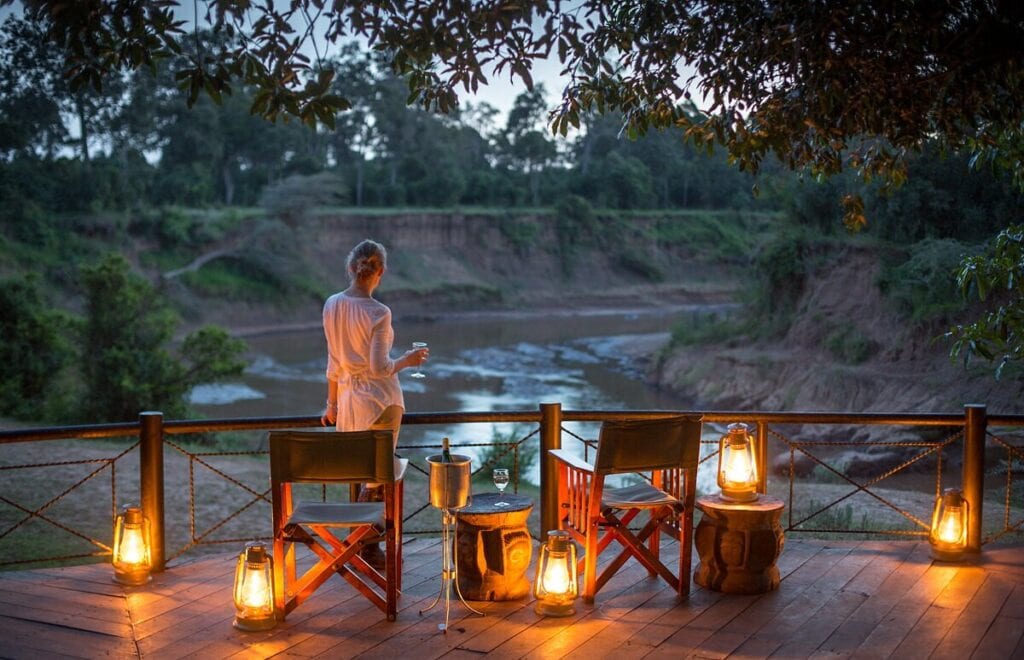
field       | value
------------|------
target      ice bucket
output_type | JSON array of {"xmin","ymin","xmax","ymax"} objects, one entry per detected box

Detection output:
[{"xmin": 427, "ymin": 453, "xmax": 472, "ymax": 510}]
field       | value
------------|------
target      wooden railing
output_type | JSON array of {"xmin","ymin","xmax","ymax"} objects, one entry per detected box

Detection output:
[{"xmin": 1, "ymin": 403, "xmax": 1022, "ymax": 570}]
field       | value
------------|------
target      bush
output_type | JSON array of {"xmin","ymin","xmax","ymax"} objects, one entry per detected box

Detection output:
[
  {"xmin": 498, "ymin": 214, "xmax": 541, "ymax": 256},
  {"xmin": 473, "ymin": 425, "xmax": 539, "ymax": 486},
  {"xmin": 749, "ymin": 227, "xmax": 815, "ymax": 332},
  {"xmin": 615, "ymin": 247, "xmax": 665, "ymax": 281},
  {"xmin": 823, "ymin": 326, "xmax": 877, "ymax": 364},
  {"xmin": 79, "ymin": 254, "xmax": 247, "ymax": 422},
  {"xmin": 878, "ymin": 238, "xmax": 972, "ymax": 322},
  {"xmin": 653, "ymin": 211, "xmax": 758, "ymax": 262},
  {"xmin": 553, "ymin": 194, "xmax": 596, "ymax": 275},
  {"xmin": 0, "ymin": 274, "xmax": 75, "ymax": 420},
  {"xmin": 669, "ymin": 310, "xmax": 747, "ymax": 348}
]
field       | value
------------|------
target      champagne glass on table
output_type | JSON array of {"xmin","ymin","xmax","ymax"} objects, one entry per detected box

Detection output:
[
  {"xmin": 410, "ymin": 341, "xmax": 428, "ymax": 378},
  {"xmin": 492, "ymin": 468, "xmax": 510, "ymax": 507}
]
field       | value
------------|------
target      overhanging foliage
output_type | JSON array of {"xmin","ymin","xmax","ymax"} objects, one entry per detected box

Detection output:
[{"xmin": 9, "ymin": 0, "xmax": 1024, "ymax": 218}]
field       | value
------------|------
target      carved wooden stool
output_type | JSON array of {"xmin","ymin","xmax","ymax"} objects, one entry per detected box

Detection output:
[
  {"xmin": 693, "ymin": 495, "xmax": 785, "ymax": 595},
  {"xmin": 455, "ymin": 493, "xmax": 533, "ymax": 601}
]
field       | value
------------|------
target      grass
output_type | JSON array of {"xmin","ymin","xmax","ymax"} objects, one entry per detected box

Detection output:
[{"xmin": 668, "ymin": 309, "xmax": 748, "ymax": 349}]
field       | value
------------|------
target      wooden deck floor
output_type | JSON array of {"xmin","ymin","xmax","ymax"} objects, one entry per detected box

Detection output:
[{"xmin": 0, "ymin": 538, "xmax": 1022, "ymax": 659}]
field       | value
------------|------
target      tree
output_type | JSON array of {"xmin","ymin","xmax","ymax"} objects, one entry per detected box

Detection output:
[
  {"xmin": 0, "ymin": 18, "xmax": 66, "ymax": 159},
  {"xmin": 0, "ymin": 275, "xmax": 74, "ymax": 420},
  {"xmin": 14, "ymin": 1, "xmax": 1023, "ymax": 204},
  {"xmin": 501, "ymin": 86, "xmax": 558, "ymax": 207},
  {"xmin": 0, "ymin": 16, "xmax": 126, "ymax": 162},
  {"xmin": 326, "ymin": 45, "xmax": 379, "ymax": 207},
  {"xmin": 79, "ymin": 254, "xmax": 247, "ymax": 422}
]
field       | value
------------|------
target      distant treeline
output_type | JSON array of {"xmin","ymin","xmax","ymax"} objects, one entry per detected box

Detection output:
[
  {"xmin": 2, "ymin": 18, "xmax": 1021, "ymax": 250},
  {"xmin": 0, "ymin": 19, "xmax": 759, "ymax": 217}
]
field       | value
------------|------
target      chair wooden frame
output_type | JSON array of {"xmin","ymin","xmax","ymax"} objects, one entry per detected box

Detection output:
[
  {"xmin": 270, "ymin": 430, "xmax": 406, "ymax": 621},
  {"xmin": 551, "ymin": 415, "xmax": 702, "ymax": 603}
]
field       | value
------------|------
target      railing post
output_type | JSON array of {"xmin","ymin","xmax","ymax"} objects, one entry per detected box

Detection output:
[
  {"xmin": 963, "ymin": 403, "xmax": 986, "ymax": 553},
  {"xmin": 140, "ymin": 411, "xmax": 166, "ymax": 572},
  {"xmin": 539, "ymin": 402, "xmax": 562, "ymax": 543},
  {"xmin": 756, "ymin": 421, "xmax": 769, "ymax": 495}
]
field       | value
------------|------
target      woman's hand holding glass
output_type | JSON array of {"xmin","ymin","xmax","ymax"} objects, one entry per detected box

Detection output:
[{"xmin": 408, "ymin": 342, "xmax": 429, "ymax": 378}]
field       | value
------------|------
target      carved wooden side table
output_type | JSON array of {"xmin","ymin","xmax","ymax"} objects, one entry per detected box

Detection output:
[
  {"xmin": 455, "ymin": 493, "xmax": 533, "ymax": 601},
  {"xmin": 693, "ymin": 495, "xmax": 785, "ymax": 595}
]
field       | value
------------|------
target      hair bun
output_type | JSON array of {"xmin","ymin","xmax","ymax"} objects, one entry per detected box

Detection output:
[{"xmin": 346, "ymin": 240, "xmax": 387, "ymax": 282}]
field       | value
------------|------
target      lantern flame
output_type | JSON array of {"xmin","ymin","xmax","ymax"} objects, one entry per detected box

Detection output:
[
  {"xmin": 117, "ymin": 526, "xmax": 147, "ymax": 566},
  {"xmin": 540, "ymin": 556, "xmax": 571, "ymax": 595},
  {"xmin": 723, "ymin": 446, "xmax": 755, "ymax": 486},
  {"xmin": 936, "ymin": 506, "xmax": 963, "ymax": 545},
  {"xmin": 239, "ymin": 565, "xmax": 272, "ymax": 610}
]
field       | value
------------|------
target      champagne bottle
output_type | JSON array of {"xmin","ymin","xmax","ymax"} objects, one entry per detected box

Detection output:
[{"xmin": 441, "ymin": 437, "xmax": 453, "ymax": 463}]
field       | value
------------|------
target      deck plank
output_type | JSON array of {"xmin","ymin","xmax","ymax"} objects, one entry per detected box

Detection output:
[
  {"xmin": 156, "ymin": 540, "xmax": 444, "ymax": 658},
  {"xmin": 248, "ymin": 544, "xmax": 443, "ymax": 659},
  {"xmin": 522, "ymin": 562, "xmax": 684, "ymax": 659},
  {"xmin": 848, "ymin": 558, "xmax": 962, "ymax": 659},
  {"xmin": 0, "ymin": 538, "xmax": 1019, "ymax": 659},
  {"xmin": 926, "ymin": 574, "xmax": 1015, "ymax": 660},
  {"xmin": 261, "ymin": 539, "xmax": 449, "ymax": 659},
  {"xmin": 477, "ymin": 548, "xmax": 672, "ymax": 659},
  {"xmin": 0, "ymin": 582, "xmax": 129, "ymax": 624},
  {"xmin": 0, "ymin": 601, "xmax": 133, "ymax": 637},
  {"xmin": 599, "ymin": 544, "xmax": 793, "ymax": 659},
  {"xmin": 873, "ymin": 563, "xmax": 984, "ymax": 659},
  {"xmin": 970, "ymin": 614, "xmax": 1024, "ymax": 659},
  {"xmin": 723, "ymin": 541, "xmax": 865, "ymax": 658},
  {"xmin": 811, "ymin": 541, "xmax": 920, "ymax": 659},
  {"xmin": 0, "ymin": 612, "xmax": 138, "ymax": 659}
]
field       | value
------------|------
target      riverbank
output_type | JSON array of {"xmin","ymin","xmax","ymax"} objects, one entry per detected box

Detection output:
[
  {"xmin": 224, "ymin": 297, "xmax": 736, "ymax": 340},
  {"xmin": 646, "ymin": 247, "xmax": 1024, "ymax": 422}
]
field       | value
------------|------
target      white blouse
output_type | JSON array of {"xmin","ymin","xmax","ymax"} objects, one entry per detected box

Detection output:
[{"xmin": 322, "ymin": 292, "xmax": 405, "ymax": 431}]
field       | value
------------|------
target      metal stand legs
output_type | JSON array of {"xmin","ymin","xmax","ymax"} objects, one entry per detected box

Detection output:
[{"xmin": 418, "ymin": 509, "xmax": 483, "ymax": 632}]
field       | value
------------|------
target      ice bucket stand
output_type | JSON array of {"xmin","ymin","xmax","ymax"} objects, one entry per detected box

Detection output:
[{"xmin": 419, "ymin": 452, "xmax": 483, "ymax": 632}]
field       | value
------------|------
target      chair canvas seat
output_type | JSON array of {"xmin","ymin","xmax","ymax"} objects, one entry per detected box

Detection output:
[
  {"xmin": 551, "ymin": 415, "xmax": 702, "ymax": 603},
  {"xmin": 602, "ymin": 482, "xmax": 681, "ymax": 510},
  {"xmin": 287, "ymin": 501, "xmax": 384, "ymax": 527}
]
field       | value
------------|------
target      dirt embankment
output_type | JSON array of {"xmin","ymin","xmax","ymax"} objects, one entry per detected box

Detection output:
[
  {"xmin": 185, "ymin": 211, "xmax": 740, "ymax": 332},
  {"xmin": 647, "ymin": 247, "xmax": 1023, "ymax": 420}
]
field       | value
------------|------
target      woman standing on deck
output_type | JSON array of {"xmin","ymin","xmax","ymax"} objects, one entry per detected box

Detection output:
[{"xmin": 320, "ymin": 239, "xmax": 428, "ymax": 565}]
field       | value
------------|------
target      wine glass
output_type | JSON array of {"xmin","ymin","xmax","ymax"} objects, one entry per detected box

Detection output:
[
  {"xmin": 492, "ymin": 468, "xmax": 510, "ymax": 507},
  {"xmin": 410, "ymin": 341, "xmax": 427, "ymax": 378}
]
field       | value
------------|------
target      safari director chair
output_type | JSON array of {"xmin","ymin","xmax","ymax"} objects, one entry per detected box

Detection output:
[
  {"xmin": 270, "ymin": 429, "xmax": 406, "ymax": 621},
  {"xmin": 551, "ymin": 415, "xmax": 702, "ymax": 603}
]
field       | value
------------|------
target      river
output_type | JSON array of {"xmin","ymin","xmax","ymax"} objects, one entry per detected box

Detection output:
[{"xmin": 189, "ymin": 304, "xmax": 732, "ymax": 488}]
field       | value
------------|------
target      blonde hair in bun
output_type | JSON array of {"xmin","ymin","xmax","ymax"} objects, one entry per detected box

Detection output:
[{"xmin": 346, "ymin": 239, "xmax": 388, "ymax": 281}]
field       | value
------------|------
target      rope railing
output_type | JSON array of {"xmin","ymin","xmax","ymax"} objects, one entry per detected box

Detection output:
[{"xmin": 2, "ymin": 403, "xmax": 1023, "ymax": 569}]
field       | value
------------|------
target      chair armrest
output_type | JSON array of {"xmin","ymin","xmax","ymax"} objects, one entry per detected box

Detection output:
[
  {"xmin": 550, "ymin": 449, "xmax": 594, "ymax": 473},
  {"xmin": 394, "ymin": 457, "xmax": 409, "ymax": 482}
]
